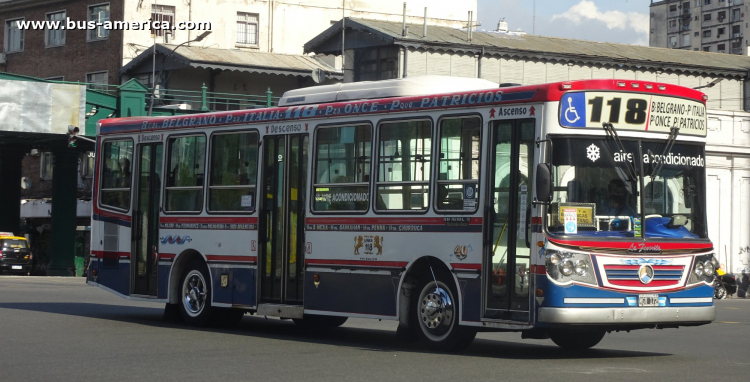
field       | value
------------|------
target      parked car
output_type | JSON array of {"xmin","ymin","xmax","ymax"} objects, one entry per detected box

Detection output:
[{"xmin": 0, "ymin": 232, "xmax": 33, "ymax": 275}]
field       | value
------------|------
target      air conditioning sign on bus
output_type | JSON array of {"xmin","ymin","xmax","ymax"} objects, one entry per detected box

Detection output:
[{"xmin": 559, "ymin": 91, "xmax": 707, "ymax": 137}]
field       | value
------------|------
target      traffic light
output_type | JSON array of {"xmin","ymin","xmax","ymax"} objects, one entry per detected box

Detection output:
[{"xmin": 67, "ymin": 125, "xmax": 79, "ymax": 148}]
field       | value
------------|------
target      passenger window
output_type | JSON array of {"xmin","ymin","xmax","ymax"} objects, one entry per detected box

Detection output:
[
  {"xmin": 166, "ymin": 135, "xmax": 206, "ymax": 212},
  {"xmin": 100, "ymin": 140, "xmax": 134, "ymax": 210},
  {"xmin": 436, "ymin": 116, "xmax": 481, "ymax": 212},
  {"xmin": 313, "ymin": 124, "xmax": 371, "ymax": 212},
  {"xmin": 209, "ymin": 131, "xmax": 258, "ymax": 212},
  {"xmin": 376, "ymin": 119, "xmax": 431, "ymax": 211}
]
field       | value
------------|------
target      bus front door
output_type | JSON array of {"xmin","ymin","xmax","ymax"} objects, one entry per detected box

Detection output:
[
  {"xmin": 484, "ymin": 119, "xmax": 535, "ymax": 322},
  {"xmin": 258, "ymin": 134, "xmax": 308, "ymax": 315},
  {"xmin": 132, "ymin": 142, "xmax": 163, "ymax": 296}
]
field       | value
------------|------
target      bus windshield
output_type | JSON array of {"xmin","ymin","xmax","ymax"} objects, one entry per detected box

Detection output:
[{"xmin": 547, "ymin": 137, "xmax": 707, "ymax": 239}]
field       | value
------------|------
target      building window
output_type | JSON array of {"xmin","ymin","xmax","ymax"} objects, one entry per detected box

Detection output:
[
  {"xmin": 670, "ymin": 19, "xmax": 678, "ymax": 28},
  {"xmin": 695, "ymin": 31, "xmax": 700, "ymax": 36},
  {"xmin": 703, "ymin": 46, "xmax": 711, "ymax": 51},
  {"xmin": 4, "ymin": 18, "xmax": 24, "ymax": 53},
  {"xmin": 355, "ymin": 46, "xmax": 399, "ymax": 82},
  {"xmin": 313, "ymin": 124, "xmax": 372, "ymax": 212},
  {"xmin": 376, "ymin": 119, "xmax": 432, "ymax": 211},
  {"xmin": 208, "ymin": 131, "xmax": 258, "ymax": 212},
  {"xmin": 236, "ymin": 12, "xmax": 259, "ymax": 46},
  {"xmin": 45, "ymin": 11, "xmax": 65, "ymax": 47},
  {"xmin": 40, "ymin": 152, "xmax": 53, "ymax": 180},
  {"xmin": 718, "ymin": 11, "xmax": 726, "ymax": 21},
  {"xmin": 670, "ymin": 35, "xmax": 678, "ymax": 46},
  {"xmin": 733, "ymin": 9, "xmax": 741, "ymax": 21},
  {"xmin": 718, "ymin": 43, "xmax": 726, "ymax": 51},
  {"xmin": 683, "ymin": 2, "xmax": 690, "ymax": 10},
  {"xmin": 166, "ymin": 135, "xmax": 206, "ymax": 212},
  {"xmin": 86, "ymin": 71, "xmax": 109, "ymax": 91},
  {"xmin": 670, "ymin": 4, "xmax": 678, "ymax": 12},
  {"xmin": 151, "ymin": 5, "xmax": 174, "ymax": 37},
  {"xmin": 704, "ymin": 13, "xmax": 711, "ymax": 21},
  {"xmin": 703, "ymin": 30, "xmax": 712, "ymax": 38},
  {"xmin": 718, "ymin": 27, "xmax": 726, "ymax": 37},
  {"xmin": 683, "ymin": 33, "xmax": 691, "ymax": 46},
  {"xmin": 88, "ymin": 4, "xmax": 110, "ymax": 40},
  {"xmin": 704, "ymin": 0, "xmax": 711, "ymax": 4}
]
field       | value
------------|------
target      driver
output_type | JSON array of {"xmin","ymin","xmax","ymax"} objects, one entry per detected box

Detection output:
[{"xmin": 603, "ymin": 179, "xmax": 637, "ymax": 217}]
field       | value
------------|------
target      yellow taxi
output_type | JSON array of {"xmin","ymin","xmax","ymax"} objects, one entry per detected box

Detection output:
[{"xmin": 0, "ymin": 233, "xmax": 32, "ymax": 275}]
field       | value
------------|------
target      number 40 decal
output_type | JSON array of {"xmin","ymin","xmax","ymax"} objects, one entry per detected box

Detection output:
[{"xmin": 588, "ymin": 97, "xmax": 648, "ymax": 125}]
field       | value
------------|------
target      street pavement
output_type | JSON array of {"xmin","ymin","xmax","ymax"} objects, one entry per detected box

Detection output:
[{"xmin": 0, "ymin": 276, "xmax": 747, "ymax": 382}]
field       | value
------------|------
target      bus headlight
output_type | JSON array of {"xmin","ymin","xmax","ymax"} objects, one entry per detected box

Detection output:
[
  {"xmin": 694, "ymin": 262, "xmax": 704, "ymax": 277},
  {"xmin": 575, "ymin": 260, "xmax": 589, "ymax": 277},
  {"xmin": 560, "ymin": 260, "xmax": 575, "ymax": 276},
  {"xmin": 703, "ymin": 261, "xmax": 715, "ymax": 277},
  {"xmin": 548, "ymin": 253, "xmax": 561, "ymax": 265}
]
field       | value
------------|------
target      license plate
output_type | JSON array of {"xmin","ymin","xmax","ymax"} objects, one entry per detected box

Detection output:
[
  {"xmin": 11, "ymin": 265, "xmax": 22, "ymax": 270},
  {"xmin": 638, "ymin": 294, "xmax": 659, "ymax": 307}
]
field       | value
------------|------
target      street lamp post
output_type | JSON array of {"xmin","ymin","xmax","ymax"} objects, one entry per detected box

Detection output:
[{"xmin": 147, "ymin": 30, "xmax": 211, "ymax": 116}]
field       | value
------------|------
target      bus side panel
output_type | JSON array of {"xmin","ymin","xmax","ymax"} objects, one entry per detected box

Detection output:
[
  {"xmin": 232, "ymin": 267, "xmax": 256, "ymax": 306},
  {"xmin": 209, "ymin": 265, "xmax": 233, "ymax": 305},
  {"xmin": 94, "ymin": 220, "xmax": 132, "ymax": 296},
  {"xmin": 157, "ymin": 261, "xmax": 171, "ymax": 299},
  {"xmin": 458, "ymin": 277, "xmax": 482, "ymax": 322},
  {"xmin": 304, "ymin": 271, "xmax": 399, "ymax": 317}
]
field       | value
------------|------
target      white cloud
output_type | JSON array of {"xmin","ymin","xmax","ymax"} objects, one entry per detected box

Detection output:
[{"xmin": 551, "ymin": 0, "xmax": 649, "ymax": 36}]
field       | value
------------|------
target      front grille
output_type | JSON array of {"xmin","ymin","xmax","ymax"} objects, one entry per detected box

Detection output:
[{"xmin": 603, "ymin": 265, "xmax": 685, "ymax": 287}]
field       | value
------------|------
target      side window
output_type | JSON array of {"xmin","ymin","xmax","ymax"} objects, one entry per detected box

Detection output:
[
  {"xmin": 376, "ymin": 119, "xmax": 432, "ymax": 211},
  {"xmin": 208, "ymin": 131, "xmax": 258, "ymax": 212},
  {"xmin": 100, "ymin": 140, "xmax": 134, "ymax": 210},
  {"xmin": 166, "ymin": 135, "xmax": 206, "ymax": 212},
  {"xmin": 436, "ymin": 116, "xmax": 481, "ymax": 211},
  {"xmin": 313, "ymin": 124, "xmax": 371, "ymax": 212}
]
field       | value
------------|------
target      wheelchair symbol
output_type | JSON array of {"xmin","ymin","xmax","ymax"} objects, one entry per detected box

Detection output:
[{"xmin": 564, "ymin": 96, "xmax": 581, "ymax": 124}]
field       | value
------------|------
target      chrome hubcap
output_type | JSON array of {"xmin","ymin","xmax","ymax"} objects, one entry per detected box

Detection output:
[
  {"xmin": 183, "ymin": 271, "xmax": 207, "ymax": 316},
  {"xmin": 420, "ymin": 286, "xmax": 454, "ymax": 336}
]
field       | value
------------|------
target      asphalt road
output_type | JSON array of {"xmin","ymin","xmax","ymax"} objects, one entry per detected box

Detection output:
[{"xmin": 0, "ymin": 276, "xmax": 748, "ymax": 382}]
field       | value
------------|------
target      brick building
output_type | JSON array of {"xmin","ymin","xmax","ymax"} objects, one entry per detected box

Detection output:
[{"xmin": 0, "ymin": 0, "xmax": 122, "ymax": 84}]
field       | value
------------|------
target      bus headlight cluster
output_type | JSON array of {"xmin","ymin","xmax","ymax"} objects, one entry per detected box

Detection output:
[
  {"xmin": 689, "ymin": 254, "xmax": 718, "ymax": 285},
  {"xmin": 545, "ymin": 251, "xmax": 595, "ymax": 285}
]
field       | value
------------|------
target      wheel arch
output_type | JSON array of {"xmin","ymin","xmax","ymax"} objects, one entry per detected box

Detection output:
[
  {"xmin": 396, "ymin": 256, "xmax": 461, "ymax": 324},
  {"xmin": 167, "ymin": 249, "xmax": 209, "ymax": 305}
]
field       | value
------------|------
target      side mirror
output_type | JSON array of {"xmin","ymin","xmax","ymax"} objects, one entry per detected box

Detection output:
[{"xmin": 535, "ymin": 163, "xmax": 552, "ymax": 204}]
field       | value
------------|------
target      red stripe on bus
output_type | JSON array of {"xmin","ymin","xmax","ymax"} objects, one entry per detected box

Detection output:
[
  {"xmin": 531, "ymin": 265, "xmax": 547, "ymax": 274},
  {"xmin": 608, "ymin": 280, "xmax": 680, "ymax": 287},
  {"xmin": 205, "ymin": 255, "xmax": 257, "ymax": 263},
  {"xmin": 94, "ymin": 208, "xmax": 132, "ymax": 222},
  {"xmin": 604, "ymin": 265, "xmax": 639, "ymax": 270},
  {"xmin": 305, "ymin": 259, "xmax": 408, "ymax": 268},
  {"xmin": 160, "ymin": 217, "xmax": 258, "ymax": 224},
  {"xmin": 305, "ymin": 217, "xmax": 482, "ymax": 225},
  {"xmin": 531, "ymin": 217, "xmax": 542, "ymax": 224},
  {"xmin": 548, "ymin": 238, "xmax": 712, "ymax": 250},
  {"xmin": 159, "ymin": 253, "xmax": 176, "ymax": 260},
  {"xmin": 653, "ymin": 265, "xmax": 686, "ymax": 270},
  {"xmin": 91, "ymin": 250, "xmax": 130, "ymax": 259},
  {"xmin": 451, "ymin": 263, "xmax": 481, "ymax": 270}
]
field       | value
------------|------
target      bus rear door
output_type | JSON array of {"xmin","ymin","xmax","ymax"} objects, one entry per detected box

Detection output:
[
  {"xmin": 131, "ymin": 142, "xmax": 163, "ymax": 296},
  {"xmin": 258, "ymin": 134, "xmax": 308, "ymax": 317}
]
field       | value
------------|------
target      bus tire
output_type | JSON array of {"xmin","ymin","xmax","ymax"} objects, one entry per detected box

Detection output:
[
  {"xmin": 293, "ymin": 314, "xmax": 348, "ymax": 328},
  {"xmin": 413, "ymin": 278, "xmax": 476, "ymax": 352},
  {"xmin": 179, "ymin": 260, "xmax": 213, "ymax": 326},
  {"xmin": 549, "ymin": 329, "xmax": 606, "ymax": 350}
]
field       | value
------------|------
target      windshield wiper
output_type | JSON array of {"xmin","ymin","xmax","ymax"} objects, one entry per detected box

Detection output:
[
  {"xmin": 649, "ymin": 126, "xmax": 680, "ymax": 179},
  {"xmin": 602, "ymin": 122, "xmax": 638, "ymax": 182}
]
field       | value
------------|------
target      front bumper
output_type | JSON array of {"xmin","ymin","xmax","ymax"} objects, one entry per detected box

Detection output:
[{"xmin": 538, "ymin": 305, "xmax": 715, "ymax": 324}]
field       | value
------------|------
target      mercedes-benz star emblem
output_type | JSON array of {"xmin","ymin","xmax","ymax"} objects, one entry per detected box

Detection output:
[{"xmin": 638, "ymin": 264, "xmax": 655, "ymax": 284}]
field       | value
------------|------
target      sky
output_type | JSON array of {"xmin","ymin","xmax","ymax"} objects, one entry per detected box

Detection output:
[{"xmin": 476, "ymin": 0, "xmax": 652, "ymax": 46}]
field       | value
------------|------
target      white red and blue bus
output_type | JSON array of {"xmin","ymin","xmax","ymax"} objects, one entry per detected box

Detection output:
[{"xmin": 88, "ymin": 75, "xmax": 715, "ymax": 350}]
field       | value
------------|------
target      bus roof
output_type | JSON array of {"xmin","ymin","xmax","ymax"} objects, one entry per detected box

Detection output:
[{"xmin": 99, "ymin": 79, "xmax": 706, "ymax": 136}]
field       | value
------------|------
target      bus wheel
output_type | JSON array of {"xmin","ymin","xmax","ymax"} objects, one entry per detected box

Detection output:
[
  {"xmin": 549, "ymin": 329, "xmax": 606, "ymax": 350},
  {"xmin": 293, "ymin": 314, "xmax": 348, "ymax": 328},
  {"xmin": 179, "ymin": 260, "xmax": 213, "ymax": 326},
  {"xmin": 414, "ymin": 278, "xmax": 476, "ymax": 352}
]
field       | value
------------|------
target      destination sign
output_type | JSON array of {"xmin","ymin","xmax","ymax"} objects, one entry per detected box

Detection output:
[{"xmin": 559, "ymin": 91, "xmax": 707, "ymax": 137}]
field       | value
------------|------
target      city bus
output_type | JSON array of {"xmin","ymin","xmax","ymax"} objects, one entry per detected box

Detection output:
[{"xmin": 88, "ymin": 75, "xmax": 715, "ymax": 351}]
